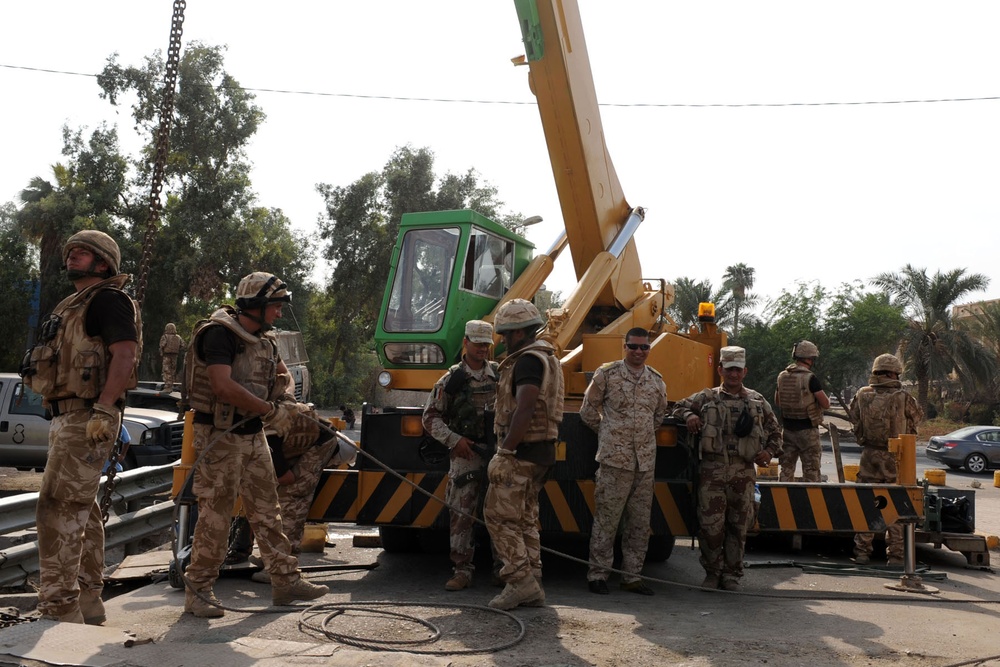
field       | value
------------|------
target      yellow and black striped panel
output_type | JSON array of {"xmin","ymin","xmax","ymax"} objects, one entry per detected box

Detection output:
[
  {"xmin": 310, "ymin": 469, "xmax": 449, "ymax": 527},
  {"xmin": 757, "ymin": 483, "xmax": 920, "ymax": 534}
]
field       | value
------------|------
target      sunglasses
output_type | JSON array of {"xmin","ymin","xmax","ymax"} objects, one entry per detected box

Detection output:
[{"xmin": 625, "ymin": 343, "xmax": 650, "ymax": 351}]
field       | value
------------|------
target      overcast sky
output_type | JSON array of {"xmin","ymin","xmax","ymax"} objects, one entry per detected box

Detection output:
[{"xmin": 3, "ymin": 1, "xmax": 999, "ymax": 311}]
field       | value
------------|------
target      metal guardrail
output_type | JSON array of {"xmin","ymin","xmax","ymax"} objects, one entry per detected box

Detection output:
[{"xmin": 0, "ymin": 465, "xmax": 175, "ymax": 588}]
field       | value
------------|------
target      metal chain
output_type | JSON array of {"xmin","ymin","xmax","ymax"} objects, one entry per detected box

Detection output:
[
  {"xmin": 99, "ymin": 413, "xmax": 125, "ymax": 524},
  {"xmin": 134, "ymin": 0, "xmax": 186, "ymax": 307}
]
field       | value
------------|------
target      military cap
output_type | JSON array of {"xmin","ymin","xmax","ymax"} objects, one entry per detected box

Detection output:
[
  {"xmin": 464, "ymin": 320, "xmax": 494, "ymax": 344},
  {"xmin": 719, "ymin": 346, "xmax": 746, "ymax": 369}
]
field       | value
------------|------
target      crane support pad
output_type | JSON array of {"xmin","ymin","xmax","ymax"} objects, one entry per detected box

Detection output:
[{"xmin": 757, "ymin": 482, "xmax": 920, "ymax": 534}]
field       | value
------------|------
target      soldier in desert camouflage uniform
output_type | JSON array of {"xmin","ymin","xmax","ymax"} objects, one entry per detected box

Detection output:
[
  {"xmin": 22, "ymin": 230, "xmax": 140, "ymax": 624},
  {"xmin": 159, "ymin": 323, "xmax": 183, "ymax": 392},
  {"xmin": 580, "ymin": 327, "xmax": 667, "ymax": 596},
  {"xmin": 484, "ymin": 300, "xmax": 565, "ymax": 611},
  {"xmin": 181, "ymin": 272, "xmax": 328, "ymax": 617},
  {"xmin": 774, "ymin": 340, "xmax": 830, "ymax": 482},
  {"xmin": 671, "ymin": 346, "xmax": 782, "ymax": 591},
  {"xmin": 422, "ymin": 320, "xmax": 499, "ymax": 591},
  {"xmin": 848, "ymin": 353, "xmax": 923, "ymax": 565}
]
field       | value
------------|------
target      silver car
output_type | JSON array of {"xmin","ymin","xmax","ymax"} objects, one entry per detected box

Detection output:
[{"xmin": 925, "ymin": 425, "xmax": 1000, "ymax": 474}]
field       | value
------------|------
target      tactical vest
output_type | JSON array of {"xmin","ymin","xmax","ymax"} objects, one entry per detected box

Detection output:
[
  {"xmin": 184, "ymin": 307, "xmax": 278, "ymax": 423},
  {"xmin": 853, "ymin": 385, "xmax": 909, "ymax": 449},
  {"xmin": 697, "ymin": 388, "xmax": 768, "ymax": 462},
  {"xmin": 776, "ymin": 363, "xmax": 823, "ymax": 426},
  {"xmin": 279, "ymin": 408, "xmax": 324, "ymax": 459},
  {"xmin": 495, "ymin": 341, "xmax": 564, "ymax": 443},
  {"xmin": 161, "ymin": 333, "xmax": 182, "ymax": 354},
  {"xmin": 23, "ymin": 274, "xmax": 141, "ymax": 402},
  {"xmin": 442, "ymin": 361, "xmax": 498, "ymax": 441}
]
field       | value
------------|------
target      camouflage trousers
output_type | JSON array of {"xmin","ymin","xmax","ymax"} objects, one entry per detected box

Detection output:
[
  {"xmin": 36, "ymin": 410, "xmax": 115, "ymax": 616},
  {"xmin": 697, "ymin": 458, "xmax": 756, "ymax": 581},
  {"xmin": 161, "ymin": 353, "xmax": 178, "ymax": 390},
  {"xmin": 484, "ymin": 457, "xmax": 549, "ymax": 583},
  {"xmin": 447, "ymin": 451, "xmax": 487, "ymax": 576},
  {"xmin": 276, "ymin": 437, "xmax": 340, "ymax": 549},
  {"xmin": 185, "ymin": 424, "xmax": 300, "ymax": 590},
  {"xmin": 588, "ymin": 464, "xmax": 654, "ymax": 584},
  {"xmin": 779, "ymin": 428, "xmax": 822, "ymax": 482},
  {"xmin": 854, "ymin": 447, "xmax": 903, "ymax": 560}
]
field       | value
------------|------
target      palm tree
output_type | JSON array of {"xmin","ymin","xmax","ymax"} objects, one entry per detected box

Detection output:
[
  {"xmin": 871, "ymin": 265, "xmax": 994, "ymax": 414},
  {"xmin": 722, "ymin": 263, "xmax": 757, "ymax": 338},
  {"xmin": 669, "ymin": 277, "xmax": 729, "ymax": 331}
]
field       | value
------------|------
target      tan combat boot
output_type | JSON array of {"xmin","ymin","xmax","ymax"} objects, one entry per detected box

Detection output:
[
  {"xmin": 272, "ymin": 577, "xmax": 329, "ymax": 606},
  {"xmin": 488, "ymin": 575, "xmax": 543, "ymax": 610},
  {"xmin": 79, "ymin": 590, "xmax": 107, "ymax": 625},
  {"xmin": 444, "ymin": 571, "xmax": 472, "ymax": 591},
  {"xmin": 184, "ymin": 588, "xmax": 225, "ymax": 618},
  {"xmin": 39, "ymin": 607, "xmax": 85, "ymax": 623}
]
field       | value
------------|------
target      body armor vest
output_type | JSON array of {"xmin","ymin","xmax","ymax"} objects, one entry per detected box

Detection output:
[
  {"xmin": 697, "ymin": 388, "xmax": 768, "ymax": 462},
  {"xmin": 443, "ymin": 361, "xmax": 498, "ymax": 441},
  {"xmin": 495, "ymin": 341, "xmax": 564, "ymax": 443},
  {"xmin": 185, "ymin": 307, "xmax": 278, "ymax": 421},
  {"xmin": 160, "ymin": 333, "xmax": 182, "ymax": 354},
  {"xmin": 853, "ymin": 385, "xmax": 909, "ymax": 448},
  {"xmin": 776, "ymin": 363, "xmax": 823, "ymax": 426},
  {"xmin": 23, "ymin": 274, "xmax": 141, "ymax": 402}
]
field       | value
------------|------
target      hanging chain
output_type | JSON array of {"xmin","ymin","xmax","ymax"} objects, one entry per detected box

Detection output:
[{"xmin": 134, "ymin": 0, "xmax": 186, "ymax": 307}]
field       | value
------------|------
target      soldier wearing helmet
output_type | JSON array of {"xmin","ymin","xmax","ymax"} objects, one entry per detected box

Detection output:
[
  {"xmin": 774, "ymin": 340, "xmax": 830, "ymax": 482},
  {"xmin": 483, "ymin": 299, "xmax": 565, "ymax": 610},
  {"xmin": 21, "ymin": 229, "xmax": 140, "ymax": 624},
  {"xmin": 158, "ymin": 323, "xmax": 184, "ymax": 392},
  {"xmin": 422, "ymin": 320, "xmax": 499, "ymax": 592},
  {"xmin": 847, "ymin": 353, "xmax": 922, "ymax": 565},
  {"xmin": 180, "ymin": 271, "xmax": 328, "ymax": 617}
]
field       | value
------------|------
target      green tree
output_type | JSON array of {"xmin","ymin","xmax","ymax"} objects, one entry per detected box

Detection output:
[
  {"xmin": 668, "ymin": 277, "xmax": 730, "ymax": 332},
  {"xmin": 310, "ymin": 145, "xmax": 514, "ymax": 406},
  {"xmin": 0, "ymin": 203, "xmax": 37, "ymax": 367},
  {"xmin": 97, "ymin": 43, "xmax": 310, "ymax": 376},
  {"xmin": 871, "ymin": 265, "xmax": 994, "ymax": 414},
  {"xmin": 722, "ymin": 263, "xmax": 757, "ymax": 338}
]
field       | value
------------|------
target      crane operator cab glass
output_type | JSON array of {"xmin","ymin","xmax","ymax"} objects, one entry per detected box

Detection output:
[{"xmin": 377, "ymin": 209, "xmax": 533, "ymax": 379}]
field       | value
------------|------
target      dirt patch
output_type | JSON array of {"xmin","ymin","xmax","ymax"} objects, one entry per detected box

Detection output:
[{"xmin": 0, "ymin": 468, "xmax": 42, "ymax": 494}]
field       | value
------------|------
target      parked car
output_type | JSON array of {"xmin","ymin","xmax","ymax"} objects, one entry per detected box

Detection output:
[
  {"xmin": 0, "ymin": 373, "xmax": 184, "ymax": 471},
  {"xmin": 128, "ymin": 382, "xmax": 182, "ymax": 413},
  {"xmin": 925, "ymin": 425, "xmax": 1000, "ymax": 474}
]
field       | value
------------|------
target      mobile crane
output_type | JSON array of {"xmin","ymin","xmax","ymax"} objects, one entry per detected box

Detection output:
[{"xmin": 308, "ymin": 0, "xmax": 987, "ymax": 569}]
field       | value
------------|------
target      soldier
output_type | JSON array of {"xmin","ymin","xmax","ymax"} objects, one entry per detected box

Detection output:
[
  {"xmin": 774, "ymin": 340, "xmax": 830, "ymax": 482},
  {"xmin": 580, "ymin": 327, "xmax": 667, "ymax": 596},
  {"xmin": 181, "ymin": 271, "xmax": 328, "ymax": 617},
  {"xmin": 484, "ymin": 299, "xmax": 564, "ymax": 610},
  {"xmin": 848, "ymin": 353, "xmax": 923, "ymax": 565},
  {"xmin": 422, "ymin": 320, "xmax": 499, "ymax": 591},
  {"xmin": 22, "ymin": 229, "xmax": 141, "ymax": 624},
  {"xmin": 671, "ymin": 346, "xmax": 782, "ymax": 591},
  {"xmin": 159, "ymin": 323, "xmax": 183, "ymax": 392}
]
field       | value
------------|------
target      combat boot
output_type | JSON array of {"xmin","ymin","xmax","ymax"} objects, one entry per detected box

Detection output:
[
  {"xmin": 39, "ymin": 607, "xmax": 84, "ymax": 623},
  {"xmin": 444, "ymin": 571, "xmax": 472, "ymax": 591},
  {"xmin": 184, "ymin": 588, "xmax": 225, "ymax": 618},
  {"xmin": 79, "ymin": 590, "xmax": 107, "ymax": 625},
  {"xmin": 700, "ymin": 574, "xmax": 720, "ymax": 590},
  {"xmin": 488, "ymin": 575, "xmax": 543, "ymax": 610},
  {"xmin": 272, "ymin": 577, "xmax": 329, "ymax": 606},
  {"xmin": 720, "ymin": 578, "xmax": 741, "ymax": 592}
]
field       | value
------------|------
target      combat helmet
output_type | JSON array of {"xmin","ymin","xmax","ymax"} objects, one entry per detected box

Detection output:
[
  {"xmin": 494, "ymin": 298, "xmax": 544, "ymax": 333},
  {"xmin": 872, "ymin": 353, "xmax": 903, "ymax": 375},
  {"xmin": 165, "ymin": 323, "xmax": 177, "ymax": 334},
  {"xmin": 793, "ymin": 340, "xmax": 819, "ymax": 360},
  {"xmin": 235, "ymin": 272, "xmax": 292, "ymax": 311},
  {"xmin": 63, "ymin": 230, "xmax": 121, "ymax": 277}
]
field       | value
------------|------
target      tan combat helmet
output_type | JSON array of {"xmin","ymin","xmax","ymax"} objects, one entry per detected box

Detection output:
[
  {"xmin": 235, "ymin": 272, "xmax": 292, "ymax": 311},
  {"xmin": 494, "ymin": 298, "xmax": 544, "ymax": 333},
  {"xmin": 872, "ymin": 353, "xmax": 903, "ymax": 375},
  {"xmin": 793, "ymin": 340, "xmax": 819, "ymax": 360},
  {"xmin": 63, "ymin": 229, "xmax": 121, "ymax": 276},
  {"xmin": 165, "ymin": 323, "xmax": 177, "ymax": 334}
]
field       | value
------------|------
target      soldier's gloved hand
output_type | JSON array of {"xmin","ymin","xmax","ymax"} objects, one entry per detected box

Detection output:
[
  {"xmin": 86, "ymin": 403, "xmax": 120, "ymax": 447},
  {"xmin": 263, "ymin": 401, "xmax": 297, "ymax": 437},
  {"xmin": 487, "ymin": 448, "xmax": 517, "ymax": 485}
]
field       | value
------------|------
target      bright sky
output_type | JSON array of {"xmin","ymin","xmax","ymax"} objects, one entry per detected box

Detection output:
[{"xmin": 3, "ymin": 1, "xmax": 999, "ymax": 311}]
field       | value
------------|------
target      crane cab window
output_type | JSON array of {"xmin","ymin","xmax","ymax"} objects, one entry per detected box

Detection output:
[
  {"xmin": 461, "ymin": 228, "xmax": 514, "ymax": 299},
  {"xmin": 384, "ymin": 227, "xmax": 459, "ymax": 333}
]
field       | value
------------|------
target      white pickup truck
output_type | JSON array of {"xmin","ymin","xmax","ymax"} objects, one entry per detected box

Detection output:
[{"xmin": 0, "ymin": 373, "xmax": 184, "ymax": 471}]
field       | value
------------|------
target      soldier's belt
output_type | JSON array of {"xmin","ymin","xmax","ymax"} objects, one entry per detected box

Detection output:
[
  {"xmin": 701, "ymin": 450, "xmax": 747, "ymax": 463},
  {"xmin": 48, "ymin": 397, "xmax": 94, "ymax": 417}
]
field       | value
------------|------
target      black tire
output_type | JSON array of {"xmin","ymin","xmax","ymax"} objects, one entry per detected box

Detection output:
[
  {"xmin": 378, "ymin": 526, "xmax": 419, "ymax": 553},
  {"xmin": 645, "ymin": 535, "xmax": 676, "ymax": 563},
  {"xmin": 964, "ymin": 453, "xmax": 988, "ymax": 474}
]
